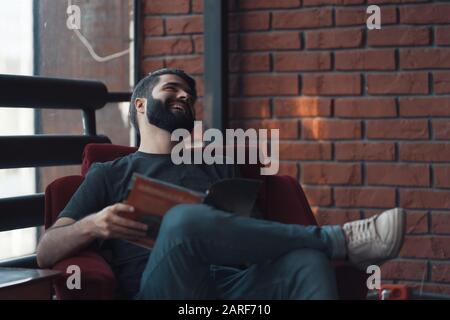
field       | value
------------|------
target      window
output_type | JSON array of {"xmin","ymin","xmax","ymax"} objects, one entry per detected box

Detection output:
[
  {"xmin": 0, "ymin": 0, "xmax": 36, "ymax": 261},
  {"xmin": 0, "ymin": 0, "xmax": 135, "ymax": 261}
]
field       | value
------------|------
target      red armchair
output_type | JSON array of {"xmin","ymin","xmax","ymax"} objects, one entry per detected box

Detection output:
[{"xmin": 44, "ymin": 143, "xmax": 368, "ymax": 299}]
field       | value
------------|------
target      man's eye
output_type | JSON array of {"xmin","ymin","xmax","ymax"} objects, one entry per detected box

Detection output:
[{"xmin": 165, "ymin": 86, "xmax": 176, "ymax": 91}]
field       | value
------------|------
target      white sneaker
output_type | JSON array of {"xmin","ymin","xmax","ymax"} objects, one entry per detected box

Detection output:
[{"xmin": 343, "ymin": 208, "xmax": 406, "ymax": 270}]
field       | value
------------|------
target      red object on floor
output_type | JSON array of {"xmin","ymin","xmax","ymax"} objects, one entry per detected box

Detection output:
[{"xmin": 379, "ymin": 284, "xmax": 410, "ymax": 300}]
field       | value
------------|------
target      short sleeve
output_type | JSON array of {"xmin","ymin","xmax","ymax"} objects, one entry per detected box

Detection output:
[{"xmin": 57, "ymin": 163, "xmax": 110, "ymax": 221}]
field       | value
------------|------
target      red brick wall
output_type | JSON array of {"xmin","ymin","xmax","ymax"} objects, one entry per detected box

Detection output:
[
  {"xmin": 141, "ymin": 0, "xmax": 450, "ymax": 296},
  {"xmin": 142, "ymin": 0, "xmax": 205, "ymax": 119}
]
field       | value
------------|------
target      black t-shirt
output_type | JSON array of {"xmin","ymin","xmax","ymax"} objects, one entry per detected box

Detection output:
[{"xmin": 57, "ymin": 151, "xmax": 238, "ymax": 298}]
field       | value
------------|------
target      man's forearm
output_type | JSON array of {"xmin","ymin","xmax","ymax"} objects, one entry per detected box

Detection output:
[{"xmin": 36, "ymin": 217, "xmax": 96, "ymax": 268}]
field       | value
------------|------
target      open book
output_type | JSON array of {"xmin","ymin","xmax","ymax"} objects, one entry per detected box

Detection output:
[{"xmin": 121, "ymin": 173, "xmax": 262, "ymax": 248}]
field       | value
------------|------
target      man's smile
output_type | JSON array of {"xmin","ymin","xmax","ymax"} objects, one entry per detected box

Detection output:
[{"xmin": 168, "ymin": 101, "xmax": 190, "ymax": 114}]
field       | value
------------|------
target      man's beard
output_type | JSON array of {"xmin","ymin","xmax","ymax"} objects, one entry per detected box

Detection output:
[{"xmin": 146, "ymin": 96, "xmax": 194, "ymax": 133}]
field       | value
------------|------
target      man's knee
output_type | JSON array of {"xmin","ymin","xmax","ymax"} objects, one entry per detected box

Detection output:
[
  {"xmin": 277, "ymin": 249, "xmax": 337, "ymax": 299},
  {"xmin": 277, "ymin": 249, "xmax": 333, "ymax": 277},
  {"xmin": 158, "ymin": 204, "xmax": 217, "ymax": 239}
]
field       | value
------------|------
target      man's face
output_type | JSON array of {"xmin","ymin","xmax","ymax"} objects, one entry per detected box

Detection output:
[{"xmin": 145, "ymin": 74, "xmax": 195, "ymax": 133}]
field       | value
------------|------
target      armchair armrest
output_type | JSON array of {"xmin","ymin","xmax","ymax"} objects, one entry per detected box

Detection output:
[
  {"xmin": 52, "ymin": 250, "xmax": 116, "ymax": 300},
  {"xmin": 331, "ymin": 261, "xmax": 368, "ymax": 299}
]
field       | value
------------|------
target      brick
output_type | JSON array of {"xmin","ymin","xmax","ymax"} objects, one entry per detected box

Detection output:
[
  {"xmin": 166, "ymin": 16, "xmax": 203, "ymax": 35},
  {"xmin": 335, "ymin": 50, "xmax": 395, "ymax": 71},
  {"xmin": 434, "ymin": 166, "xmax": 450, "ymax": 188},
  {"xmin": 400, "ymin": 48, "xmax": 450, "ymax": 69},
  {"xmin": 192, "ymin": 0, "xmax": 203, "ymax": 13},
  {"xmin": 367, "ymin": 164, "xmax": 430, "ymax": 187},
  {"xmin": 400, "ymin": 4, "xmax": 450, "ymax": 24},
  {"xmin": 230, "ymin": 119, "xmax": 299, "ymax": 139},
  {"xmin": 306, "ymin": 29, "xmax": 363, "ymax": 49},
  {"xmin": 229, "ymin": 98, "xmax": 271, "ymax": 119},
  {"xmin": 141, "ymin": 58, "xmax": 165, "ymax": 74},
  {"xmin": 165, "ymin": 56, "xmax": 203, "ymax": 75},
  {"xmin": 229, "ymin": 12, "xmax": 270, "ymax": 32},
  {"xmin": 434, "ymin": 120, "xmax": 450, "ymax": 140},
  {"xmin": 434, "ymin": 72, "xmax": 450, "ymax": 94},
  {"xmin": 302, "ymin": 163, "xmax": 361, "ymax": 185},
  {"xmin": 228, "ymin": 75, "xmax": 240, "ymax": 97},
  {"xmin": 229, "ymin": 35, "xmax": 238, "ymax": 51},
  {"xmin": 302, "ymin": 74, "xmax": 361, "ymax": 96},
  {"xmin": 335, "ymin": 187, "xmax": 396, "ymax": 208},
  {"xmin": 366, "ymin": 120, "xmax": 429, "ymax": 140},
  {"xmin": 194, "ymin": 99, "xmax": 203, "ymax": 120},
  {"xmin": 279, "ymin": 142, "xmax": 332, "ymax": 160},
  {"xmin": 228, "ymin": 0, "xmax": 238, "ymax": 11},
  {"xmin": 432, "ymin": 212, "xmax": 450, "ymax": 234},
  {"xmin": 229, "ymin": 53, "xmax": 270, "ymax": 72},
  {"xmin": 312, "ymin": 208, "xmax": 360, "ymax": 226},
  {"xmin": 143, "ymin": 0, "xmax": 190, "ymax": 14},
  {"xmin": 367, "ymin": 73, "xmax": 428, "ymax": 95},
  {"xmin": 381, "ymin": 260, "xmax": 427, "ymax": 281},
  {"xmin": 368, "ymin": 27, "xmax": 430, "ymax": 46},
  {"xmin": 401, "ymin": 189, "xmax": 450, "ymax": 209},
  {"xmin": 431, "ymin": 262, "xmax": 450, "ymax": 283},
  {"xmin": 336, "ymin": 7, "xmax": 397, "ymax": 26},
  {"xmin": 193, "ymin": 76, "xmax": 204, "ymax": 97},
  {"xmin": 143, "ymin": 17, "xmax": 164, "ymax": 36},
  {"xmin": 400, "ymin": 97, "xmax": 450, "ymax": 117},
  {"xmin": 400, "ymin": 143, "xmax": 450, "ymax": 162},
  {"xmin": 368, "ymin": 0, "xmax": 428, "ymax": 3},
  {"xmin": 436, "ymin": 26, "xmax": 450, "ymax": 46},
  {"xmin": 272, "ymin": 9, "xmax": 332, "ymax": 29},
  {"xmin": 193, "ymin": 35, "xmax": 203, "ymax": 53},
  {"xmin": 335, "ymin": 98, "xmax": 396, "ymax": 118},
  {"xmin": 303, "ymin": 187, "xmax": 333, "ymax": 206},
  {"xmin": 242, "ymin": 74, "xmax": 299, "ymax": 96},
  {"xmin": 240, "ymin": 32, "xmax": 301, "ymax": 51},
  {"xmin": 303, "ymin": 0, "xmax": 364, "ymax": 5},
  {"xmin": 303, "ymin": 119, "xmax": 361, "ymax": 140},
  {"xmin": 239, "ymin": 0, "xmax": 301, "ymax": 9},
  {"xmin": 274, "ymin": 52, "xmax": 331, "ymax": 72},
  {"xmin": 278, "ymin": 162, "xmax": 298, "ymax": 178},
  {"xmin": 335, "ymin": 142, "xmax": 396, "ymax": 161},
  {"xmin": 274, "ymin": 98, "xmax": 332, "ymax": 117},
  {"xmin": 400, "ymin": 236, "xmax": 450, "ymax": 259},
  {"xmin": 143, "ymin": 37, "xmax": 193, "ymax": 56},
  {"xmin": 406, "ymin": 211, "xmax": 429, "ymax": 234}
]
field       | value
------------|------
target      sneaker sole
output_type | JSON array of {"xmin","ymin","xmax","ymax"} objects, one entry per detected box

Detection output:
[{"xmin": 386, "ymin": 207, "xmax": 406, "ymax": 259}]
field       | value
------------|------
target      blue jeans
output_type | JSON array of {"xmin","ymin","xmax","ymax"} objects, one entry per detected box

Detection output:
[{"xmin": 135, "ymin": 204, "xmax": 345, "ymax": 300}]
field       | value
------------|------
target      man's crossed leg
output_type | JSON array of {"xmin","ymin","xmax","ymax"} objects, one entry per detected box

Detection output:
[{"xmin": 135, "ymin": 204, "xmax": 405, "ymax": 300}]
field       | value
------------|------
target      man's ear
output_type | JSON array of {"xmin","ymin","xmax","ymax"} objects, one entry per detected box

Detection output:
[{"xmin": 134, "ymin": 98, "xmax": 147, "ymax": 114}]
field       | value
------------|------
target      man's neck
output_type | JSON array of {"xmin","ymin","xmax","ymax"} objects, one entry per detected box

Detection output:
[{"xmin": 137, "ymin": 125, "xmax": 175, "ymax": 154}]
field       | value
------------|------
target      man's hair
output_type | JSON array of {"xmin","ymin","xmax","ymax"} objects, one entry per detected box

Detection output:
[{"xmin": 129, "ymin": 68, "xmax": 197, "ymax": 136}]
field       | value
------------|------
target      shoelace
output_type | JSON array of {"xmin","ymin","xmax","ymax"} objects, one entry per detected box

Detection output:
[{"xmin": 344, "ymin": 216, "xmax": 378, "ymax": 244}]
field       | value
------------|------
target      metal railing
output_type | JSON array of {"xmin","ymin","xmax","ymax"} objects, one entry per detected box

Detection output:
[{"xmin": 0, "ymin": 74, "xmax": 131, "ymax": 267}]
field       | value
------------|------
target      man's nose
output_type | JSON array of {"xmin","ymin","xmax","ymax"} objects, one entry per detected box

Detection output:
[{"xmin": 177, "ymin": 90, "xmax": 191, "ymax": 103}]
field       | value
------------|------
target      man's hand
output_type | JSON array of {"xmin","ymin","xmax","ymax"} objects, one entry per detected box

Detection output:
[{"xmin": 84, "ymin": 203, "xmax": 148, "ymax": 240}]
